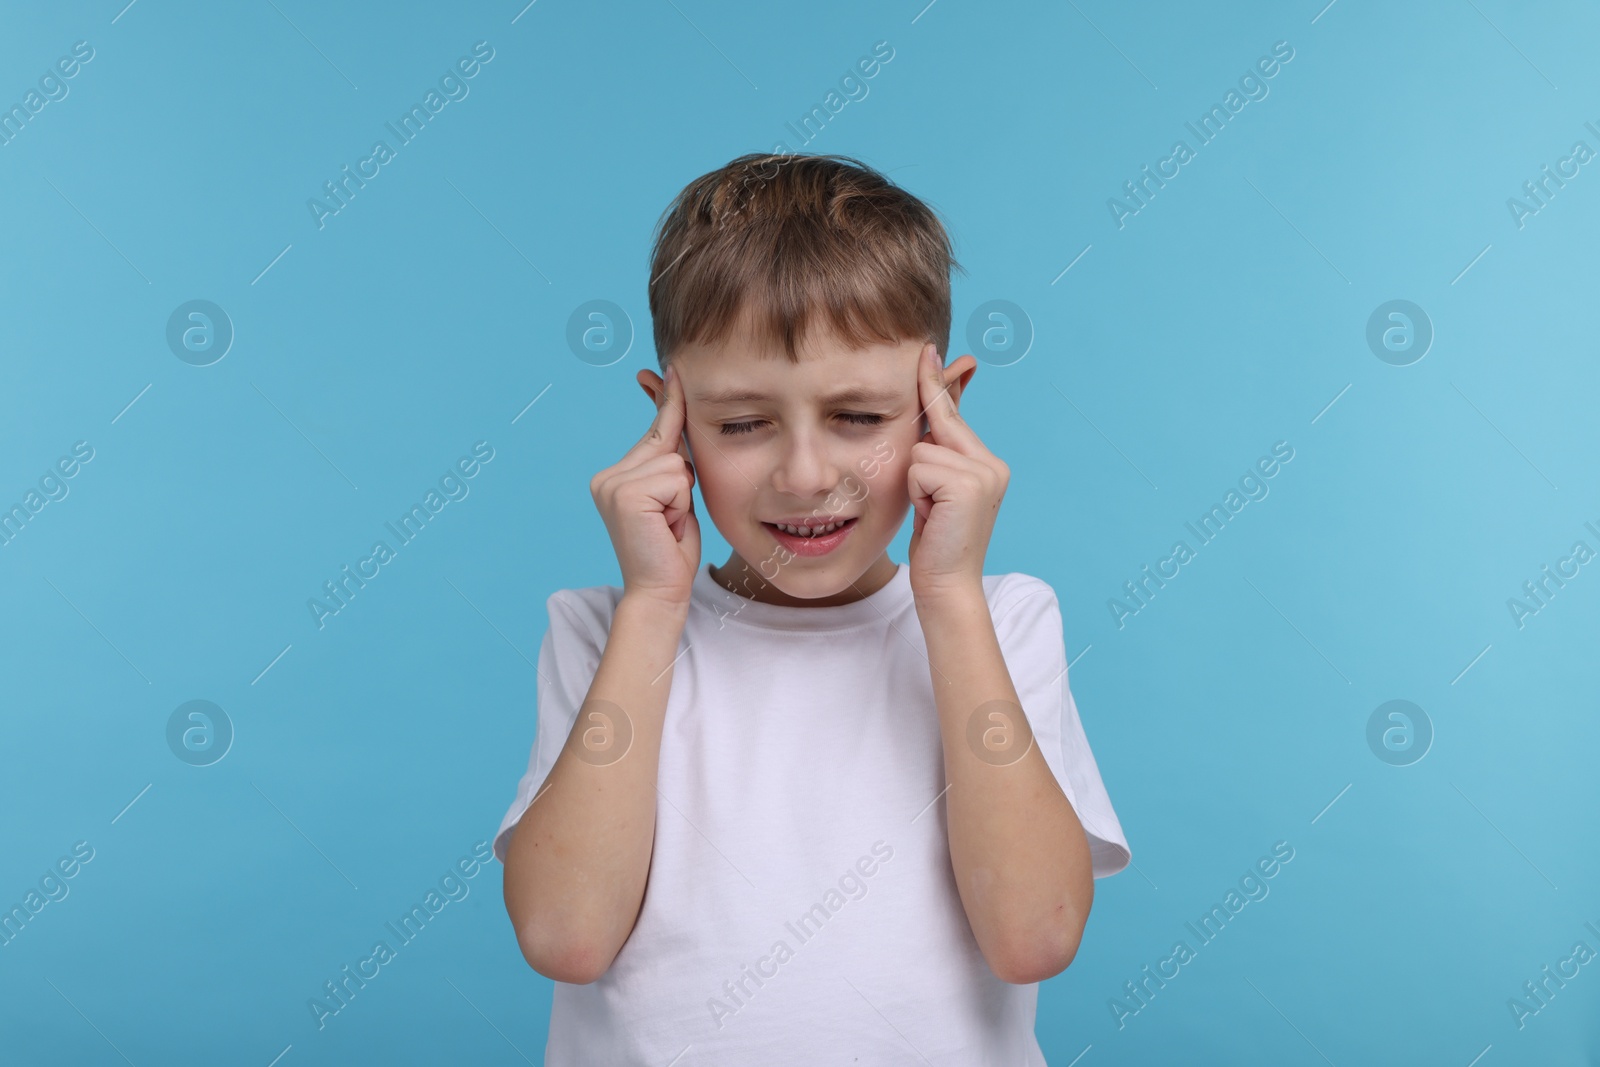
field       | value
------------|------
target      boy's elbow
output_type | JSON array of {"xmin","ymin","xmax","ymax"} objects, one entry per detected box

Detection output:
[
  {"xmin": 503, "ymin": 840, "xmax": 615, "ymax": 984},
  {"xmin": 515, "ymin": 927, "xmax": 611, "ymax": 985},
  {"xmin": 999, "ymin": 860, "xmax": 1096, "ymax": 984},
  {"xmin": 991, "ymin": 898, "xmax": 1091, "ymax": 985},
  {"xmin": 993, "ymin": 926, "xmax": 1083, "ymax": 985},
  {"xmin": 992, "ymin": 934, "xmax": 1081, "ymax": 985}
]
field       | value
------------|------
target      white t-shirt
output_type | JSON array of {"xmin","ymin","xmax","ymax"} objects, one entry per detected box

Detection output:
[{"xmin": 494, "ymin": 560, "xmax": 1130, "ymax": 1065}]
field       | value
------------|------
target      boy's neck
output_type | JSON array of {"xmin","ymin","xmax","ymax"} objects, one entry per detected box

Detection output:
[{"xmin": 709, "ymin": 551, "xmax": 900, "ymax": 608}]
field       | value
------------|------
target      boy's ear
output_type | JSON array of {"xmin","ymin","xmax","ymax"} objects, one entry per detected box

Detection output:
[
  {"xmin": 636, "ymin": 368, "xmax": 666, "ymax": 409},
  {"xmin": 635, "ymin": 368, "xmax": 695, "ymax": 469},
  {"xmin": 943, "ymin": 353, "xmax": 979, "ymax": 413}
]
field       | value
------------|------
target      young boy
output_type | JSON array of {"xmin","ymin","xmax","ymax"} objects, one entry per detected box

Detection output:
[{"xmin": 495, "ymin": 152, "xmax": 1130, "ymax": 1063}]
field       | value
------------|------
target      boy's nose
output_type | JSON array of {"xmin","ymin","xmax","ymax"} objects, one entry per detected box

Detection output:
[{"xmin": 771, "ymin": 435, "xmax": 842, "ymax": 500}]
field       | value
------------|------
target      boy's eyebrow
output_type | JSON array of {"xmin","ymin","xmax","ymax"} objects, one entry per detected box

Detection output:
[{"xmin": 694, "ymin": 385, "xmax": 906, "ymax": 406}]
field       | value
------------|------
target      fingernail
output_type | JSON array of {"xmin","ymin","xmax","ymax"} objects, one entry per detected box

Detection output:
[{"xmin": 665, "ymin": 363, "xmax": 675, "ymax": 384}]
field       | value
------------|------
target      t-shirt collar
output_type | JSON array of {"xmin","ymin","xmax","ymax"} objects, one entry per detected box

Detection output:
[{"xmin": 690, "ymin": 561, "xmax": 913, "ymax": 632}]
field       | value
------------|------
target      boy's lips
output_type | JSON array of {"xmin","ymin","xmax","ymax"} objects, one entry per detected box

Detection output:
[
  {"xmin": 764, "ymin": 515, "xmax": 856, "ymax": 527},
  {"xmin": 762, "ymin": 516, "xmax": 859, "ymax": 556}
]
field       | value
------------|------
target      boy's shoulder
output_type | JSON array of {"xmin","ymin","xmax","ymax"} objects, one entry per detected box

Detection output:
[
  {"xmin": 540, "ymin": 580, "xmax": 625, "ymax": 641},
  {"xmin": 982, "ymin": 569, "xmax": 1060, "ymax": 617},
  {"xmin": 545, "ymin": 579, "xmax": 623, "ymax": 609}
]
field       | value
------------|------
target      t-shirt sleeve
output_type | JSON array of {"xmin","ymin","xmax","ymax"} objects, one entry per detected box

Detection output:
[
  {"xmin": 992, "ymin": 575, "xmax": 1131, "ymax": 879},
  {"xmin": 492, "ymin": 589, "xmax": 609, "ymax": 864}
]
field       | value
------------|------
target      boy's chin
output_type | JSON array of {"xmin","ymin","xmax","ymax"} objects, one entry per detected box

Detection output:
[
  {"xmin": 717, "ymin": 542, "xmax": 870, "ymax": 597},
  {"xmin": 763, "ymin": 566, "xmax": 850, "ymax": 597}
]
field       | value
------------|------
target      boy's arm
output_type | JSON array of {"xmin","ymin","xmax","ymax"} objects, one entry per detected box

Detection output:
[
  {"xmin": 918, "ymin": 584, "xmax": 1095, "ymax": 985},
  {"xmin": 903, "ymin": 343, "xmax": 1094, "ymax": 984},
  {"xmin": 501, "ymin": 592, "xmax": 688, "ymax": 984}
]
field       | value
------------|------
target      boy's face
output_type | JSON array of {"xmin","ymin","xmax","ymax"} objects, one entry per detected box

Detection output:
[{"xmin": 638, "ymin": 315, "xmax": 976, "ymax": 606}]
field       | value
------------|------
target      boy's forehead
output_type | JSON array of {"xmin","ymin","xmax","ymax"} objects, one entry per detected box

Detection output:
[
  {"xmin": 687, "ymin": 350, "xmax": 914, "ymax": 407},
  {"xmin": 682, "ymin": 328, "xmax": 918, "ymax": 406}
]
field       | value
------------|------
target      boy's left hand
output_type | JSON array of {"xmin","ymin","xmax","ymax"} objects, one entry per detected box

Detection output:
[{"xmin": 907, "ymin": 343, "xmax": 1009, "ymax": 600}]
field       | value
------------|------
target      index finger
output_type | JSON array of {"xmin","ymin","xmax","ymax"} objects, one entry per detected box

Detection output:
[{"xmin": 916, "ymin": 343, "xmax": 971, "ymax": 448}]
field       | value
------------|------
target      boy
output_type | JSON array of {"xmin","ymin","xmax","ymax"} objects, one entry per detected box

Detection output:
[{"xmin": 495, "ymin": 152, "xmax": 1130, "ymax": 1063}]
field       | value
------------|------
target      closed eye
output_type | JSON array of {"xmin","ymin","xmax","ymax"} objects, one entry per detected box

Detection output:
[{"xmin": 719, "ymin": 413, "xmax": 886, "ymax": 436}]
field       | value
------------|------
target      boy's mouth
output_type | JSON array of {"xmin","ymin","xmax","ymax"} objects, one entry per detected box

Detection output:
[
  {"xmin": 762, "ymin": 517, "xmax": 857, "ymax": 538},
  {"xmin": 762, "ymin": 516, "xmax": 858, "ymax": 558}
]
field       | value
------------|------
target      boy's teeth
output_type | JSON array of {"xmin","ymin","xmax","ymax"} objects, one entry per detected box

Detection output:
[{"xmin": 777, "ymin": 520, "xmax": 843, "ymax": 537}]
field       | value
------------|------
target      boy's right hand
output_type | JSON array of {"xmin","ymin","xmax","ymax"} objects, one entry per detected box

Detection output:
[{"xmin": 590, "ymin": 363, "xmax": 702, "ymax": 609}]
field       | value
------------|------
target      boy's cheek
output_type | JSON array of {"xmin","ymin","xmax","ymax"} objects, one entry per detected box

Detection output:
[
  {"xmin": 864, "ymin": 430, "xmax": 914, "ymax": 484},
  {"xmin": 707, "ymin": 456, "xmax": 753, "ymax": 495},
  {"xmin": 692, "ymin": 466, "xmax": 753, "ymax": 531},
  {"xmin": 835, "ymin": 477, "xmax": 867, "ymax": 505},
  {"xmin": 855, "ymin": 449, "xmax": 890, "ymax": 480},
  {"xmin": 849, "ymin": 426, "xmax": 902, "ymax": 479}
]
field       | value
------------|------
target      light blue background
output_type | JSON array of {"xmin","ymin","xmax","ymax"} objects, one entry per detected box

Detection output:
[{"xmin": 2, "ymin": 0, "xmax": 1597, "ymax": 1063}]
